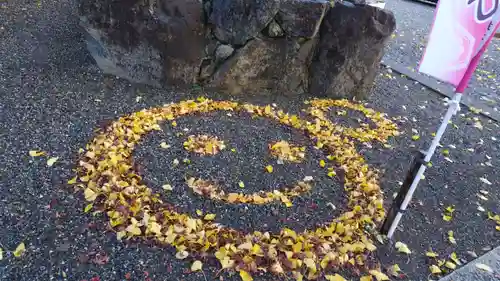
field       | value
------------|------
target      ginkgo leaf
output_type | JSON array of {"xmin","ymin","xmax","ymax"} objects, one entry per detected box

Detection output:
[
  {"xmin": 159, "ymin": 142, "xmax": 171, "ymax": 149},
  {"xmin": 369, "ymin": 270, "xmax": 389, "ymax": 281},
  {"xmin": 47, "ymin": 157, "xmax": 59, "ymax": 167},
  {"xmin": 0, "ymin": 248, "xmax": 3, "ymax": 260},
  {"xmin": 325, "ymin": 274, "xmax": 347, "ymax": 281},
  {"xmin": 191, "ymin": 260, "xmax": 203, "ymax": 271},
  {"xmin": 395, "ymin": 241, "xmax": 411, "ymax": 254},
  {"xmin": 196, "ymin": 209, "xmax": 203, "ymax": 216},
  {"xmin": 13, "ymin": 242, "xmax": 25, "ymax": 258},
  {"xmin": 475, "ymin": 263, "xmax": 493, "ymax": 273},
  {"xmin": 84, "ymin": 188, "xmax": 98, "ymax": 201},
  {"xmin": 429, "ymin": 265, "xmax": 442, "ymax": 274},
  {"xmin": 239, "ymin": 270, "xmax": 253, "ymax": 281},
  {"xmin": 360, "ymin": 276, "xmax": 372, "ymax": 281},
  {"xmin": 319, "ymin": 159, "xmax": 326, "ymax": 168},
  {"xmin": 388, "ymin": 264, "xmax": 401, "ymax": 276},
  {"xmin": 204, "ymin": 214, "xmax": 216, "ymax": 220},
  {"xmin": 443, "ymin": 215, "xmax": 452, "ymax": 221},
  {"xmin": 445, "ymin": 261, "xmax": 456, "ymax": 269},
  {"xmin": 116, "ymin": 230, "xmax": 126, "ymax": 240},
  {"xmin": 67, "ymin": 176, "xmax": 77, "ymax": 185},
  {"xmin": 411, "ymin": 135, "xmax": 420, "ymax": 141},
  {"xmin": 125, "ymin": 224, "xmax": 141, "ymax": 236},
  {"xmin": 84, "ymin": 203, "xmax": 93, "ymax": 213},
  {"xmin": 265, "ymin": 165, "xmax": 273, "ymax": 173},
  {"xmin": 162, "ymin": 184, "xmax": 173, "ymax": 191},
  {"xmin": 29, "ymin": 150, "xmax": 45, "ymax": 157},
  {"xmin": 426, "ymin": 250, "xmax": 439, "ymax": 258},
  {"xmin": 175, "ymin": 251, "xmax": 189, "ymax": 260},
  {"xmin": 238, "ymin": 181, "xmax": 245, "ymax": 188}
]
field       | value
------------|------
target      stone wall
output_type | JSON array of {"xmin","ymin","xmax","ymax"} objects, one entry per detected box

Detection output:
[{"xmin": 80, "ymin": 0, "xmax": 395, "ymax": 99}]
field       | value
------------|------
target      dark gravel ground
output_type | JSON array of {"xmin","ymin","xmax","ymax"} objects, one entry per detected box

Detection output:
[
  {"xmin": 384, "ymin": 0, "xmax": 500, "ymax": 115},
  {"xmin": 0, "ymin": 0, "xmax": 499, "ymax": 281}
]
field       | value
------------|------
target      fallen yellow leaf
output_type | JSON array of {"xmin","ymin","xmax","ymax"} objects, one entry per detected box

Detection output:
[
  {"xmin": 84, "ymin": 203, "xmax": 93, "ymax": 213},
  {"xmin": 204, "ymin": 213, "xmax": 216, "ymax": 220},
  {"xmin": 67, "ymin": 176, "xmax": 77, "ymax": 185},
  {"xmin": 84, "ymin": 188, "xmax": 97, "ymax": 201},
  {"xmin": 426, "ymin": 250, "xmax": 439, "ymax": 258},
  {"xmin": 29, "ymin": 150, "xmax": 45, "ymax": 157},
  {"xmin": 360, "ymin": 276, "xmax": 372, "ymax": 281},
  {"xmin": 162, "ymin": 184, "xmax": 173, "ymax": 191},
  {"xmin": 325, "ymin": 274, "xmax": 347, "ymax": 281},
  {"xmin": 369, "ymin": 269, "xmax": 389, "ymax": 281},
  {"xmin": 238, "ymin": 181, "xmax": 245, "ymax": 188},
  {"xmin": 395, "ymin": 241, "xmax": 411, "ymax": 254},
  {"xmin": 445, "ymin": 261, "xmax": 456, "ymax": 269},
  {"xmin": 47, "ymin": 157, "xmax": 59, "ymax": 167},
  {"xmin": 239, "ymin": 270, "xmax": 253, "ymax": 281},
  {"xmin": 159, "ymin": 142, "xmax": 170, "ymax": 149},
  {"xmin": 191, "ymin": 260, "xmax": 203, "ymax": 271},
  {"xmin": 429, "ymin": 265, "xmax": 442, "ymax": 274},
  {"xmin": 13, "ymin": 242, "xmax": 25, "ymax": 258},
  {"xmin": 0, "ymin": 248, "xmax": 3, "ymax": 260},
  {"xmin": 265, "ymin": 165, "xmax": 273, "ymax": 173},
  {"xmin": 388, "ymin": 264, "xmax": 401, "ymax": 276}
]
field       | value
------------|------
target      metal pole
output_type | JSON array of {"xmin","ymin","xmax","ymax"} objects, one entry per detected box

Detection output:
[{"xmin": 385, "ymin": 93, "xmax": 462, "ymax": 239}]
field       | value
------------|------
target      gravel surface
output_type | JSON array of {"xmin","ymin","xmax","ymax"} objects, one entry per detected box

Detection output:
[
  {"xmin": 384, "ymin": 0, "xmax": 500, "ymax": 115},
  {"xmin": 0, "ymin": 0, "xmax": 499, "ymax": 281}
]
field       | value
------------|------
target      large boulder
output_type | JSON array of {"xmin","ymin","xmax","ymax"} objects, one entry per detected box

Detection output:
[
  {"xmin": 79, "ymin": 0, "xmax": 395, "ymax": 99},
  {"xmin": 309, "ymin": 4, "xmax": 396, "ymax": 99},
  {"xmin": 210, "ymin": 38, "xmax": 317, "ymax": 94},
  {"xmin": 80, "ymin": 0, "xmax": 207, "ymax": 86}
]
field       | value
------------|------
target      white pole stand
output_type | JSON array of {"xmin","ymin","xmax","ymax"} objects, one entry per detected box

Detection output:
[{"xmin": 380, "ymin": 93, "xmax": 462, "ymax": 239}]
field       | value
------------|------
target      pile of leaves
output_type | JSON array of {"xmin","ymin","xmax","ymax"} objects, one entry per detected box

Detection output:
[
  {"xmin": 183, "ymin": 134, "xmax": 226, "ymax": 155},
  {"xmin": 72, "ymin": 98, "xmax": 399, "ymax": 280},
  {"xmin": 269, "ymin": 141, "xmax": 306, "ymax": 163}
]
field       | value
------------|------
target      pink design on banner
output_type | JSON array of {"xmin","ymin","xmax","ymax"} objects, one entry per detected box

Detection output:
[{"xmin": 419, "ymin": 0, "xmax": 500, "ymax": 88}]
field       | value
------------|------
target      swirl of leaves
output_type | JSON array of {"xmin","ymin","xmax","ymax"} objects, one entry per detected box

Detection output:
[{"xmin": 72, "ymin": 98, "xmax": 399, "ymax": 280}]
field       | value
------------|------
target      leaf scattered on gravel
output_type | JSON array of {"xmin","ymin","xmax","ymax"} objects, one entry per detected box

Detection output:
[
  {"xmin": 46, "ymin": 157, "xmax": 59, "ymax": 166},
  {"xmin": 429, "ymin": 265, "xmax": 442, "ymax": 274},
  {"xmin": 191, "ymin": 260, "xmax": 203, "ymax": 272},
  {"xmin": 29, "ymin": 150, "xmax": 46, "ymax": 157},
  {"xmin": 239, "ymin": 270, "xmax": 253, "ymax": 281},
  {"xmin": 395, "ymin": 241, "xmax": 411, "ymax": 254},
  {"xmin": 13, "ymin": 242, "xmax": 25, "ymax": 258}
]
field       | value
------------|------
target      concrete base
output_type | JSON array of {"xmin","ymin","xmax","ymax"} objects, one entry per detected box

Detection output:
[{"xmin": 438, "ymin": 246, "xmax": 500, "ymax": 281}]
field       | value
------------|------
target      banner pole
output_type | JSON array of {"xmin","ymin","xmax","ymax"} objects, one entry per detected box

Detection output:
[{"xmin": 384, "ymin": 93, "xmax": 462, "ymax": 239}]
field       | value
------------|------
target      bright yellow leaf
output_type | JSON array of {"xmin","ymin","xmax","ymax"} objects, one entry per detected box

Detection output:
[
  {"xmin": 443, "ymin": 215, "xmax": 452, "ymax": 221},
  {"xmin": 325, "ymin": 274, "xmax": 347, "ymax": 281},
  {"xmin": 13, "ymin": 242, "xmax": 25, "ymax": 258},
  {"xmin": 84, "ymin": 203, "xmax": 93, "ymax": 213},
  {"xmin": 429, "ymin": 265, "xmax": 442, "ymax": 274},
  {"xmin": 445, "ymin": 261, "xmax": 456, "ymax": 269},
  {"xmin": 265, "ymin": 165, "xmax": 273, "ymax": 173},
  {"xmin": 204, "ymin": 214, "xmax": 216, "ymax": 220},
  {"xmin": 426, "ymin": 250, "xmax": 439, "ymax": 258},
  {"xmin": 238, "ymin": 181, "xmax": 245, "ymax": 188},
  {"xmin": 67, "ymin": 176, "xmax": 77, "ymax": 185},
  {"xmin": 388, "ymin": 264, "xmax": 401, "ymax": 276},
  {"xmin": 239, "ymin": 270, "xmax": 253, "ymax": 281},
  {"xmin": 319, "ymin": 159, "xmax": 326, "ymax": 168},
  {"xmin": 360, "ymin": 276, "xmax": 372, "ymax": 281},
  {"xmin": 196, "ymin": 209, "xmax": 203, "ymax": 216},
  {"xmin": 149, "ymin": 222, "xmax": 162, "ymax": 234},
  {"xmin": 191, "ymin": 260, "xmax": 203, "ymax": 271},
  {"xmin": 395, "ymin": 241, "xmax": 411, "ymax": 254},
  {"xmin": 369, "ymin": 269, "xmax": 389, "ymax": 281},
  {"xmin": 47, "ymin": 157, "xmax": 59, "ymax": 167},
  {"xmin": 412, "ymin": 135, "xmax": 420, "ymax": 141},
  {"xmin": 116, "ymin": 230, "xmax": 126, "ymax": 240},
  {"xmin": 162, "ymin": 184, "xmax": 173, "ymax": 191},
  {"xmin": 160, "ymin": 142, "xmax": 170, "ymax": 149},
  {"xmin": 84, "ymin": 188, "xmax": 97, "ymax": 201},
  {"xmin": 125, "ymin": 224, "xmax": 141, "ymax": 236},
  {"xmin": 29, "ymin": 150, "xmax": 45, "ymax": 157}
]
